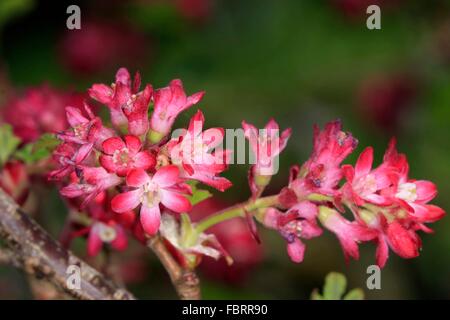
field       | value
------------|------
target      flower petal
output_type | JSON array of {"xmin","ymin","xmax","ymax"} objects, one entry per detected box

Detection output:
[
  {"xmin": 355, "ymin": 147, "xmax": 373, "ymax": 177},
  {"xmin": 115, "ymin": 67, "xmax": 131, "ymax": 86},
  {"xmin": 111, "ymin": 225, "xmax": 128, "ymax": 251},
  {"xmin": 88, "ymin": 84, "xmax": 113, "ymax": 104},
  {"xmin": 87, "ymin": 228, "xmax": 103, "ymax": 257},
  {"xmin": 102, "ymin": 137, "xmax": 125, "ymax": 155},
  {"xmin": 153, "ymin": 165, "xmax": 179, "ymax": 187},
  {"xmin": 160, "ymin": 190, "xmax": 192, "ymax": 213},
  {"xmin": 376, "ymin": 235, "xmax": 389, "ymax": 268},
  {"xmin": 134, "ymin": 151, "xmax": 156, "ymax": 171},
  {"xmin": 111, "ymin": 189, "xmax": 142, "ymax": 213},
  {"xmin": 288, "ymin": 201, "xmax": 318, "ymax": 220},
  {"xmin": 126, "ymin": 169, "xmax": 150, "ymax": 187},
  {"xmin": 386, "ymin": 221, "xmax": 420, "ymax": 259},
  {"xmin": 99, "ymin": 155, "xmax": 117, "ymax": 173},
  {"xmin": 140, "ymin": 205, "xmax": 161, "ymax": 235},
  {"xmin": 414, "ymin": 180, "xmax": 437, "ymax": 203},
  {"xmin": 286, "ymin": 238, "xmax": 305, "ymax": 263},
  {"xmin": 409, "ymin": 203, "xmax": 445, "ymax": 223},
  {"xmin": 65, "ymin": 107, "xmax": 88, "ymax": 127},
  {"xmin": 124, "ymin": 135, "xmax": 142, "ymax": 154}
]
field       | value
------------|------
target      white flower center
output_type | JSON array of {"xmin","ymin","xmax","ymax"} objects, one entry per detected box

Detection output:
[
  {"xmin": 142, "ymin": 181, "xmax": 161, "ymax": 206},
  {"xmin": 396, "ymin": 182, "xmax": 417, "ymax": 202},
  {"xmin": 356, "ymin": 174, "xmax": 377, "ymax": 195},
  {"xmin": 112, "ymin": 147, "xmax": 131, "ymax": 166},
  {"xmin": 97, "ymin": 224, "xmax": 117, "ymax": 243}
]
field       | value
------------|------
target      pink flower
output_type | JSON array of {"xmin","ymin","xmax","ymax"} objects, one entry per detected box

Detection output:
[
  {"xmin": 58, "ymin": 104, "xmax": 114, "ymax": 149},
  {"xmin": 88, "ymin": 68, "xmax": 147, "ymax": 130},
  {"xmin": 122, "ymin": 84, "xmax": 153, "ymax": 136},
  {"xmin": 99, "ymin": 135, "xmax": 155, "ymax": 177},
  {"xmin": 262, "ymin": 201, "xmax": 322, "ymax": 263},
  {"xmin": 242, "ymin": 119, "xmax": 291, "ymax": 197},
  {"xmin": 60, "ymin": 167, "xmax": 122, "ymax": 207},
  {"xmin": 341, "ymin": 147, "xmax": 393, "ymax": 206},
  {"xmin": 111, "ymin": 166, "xmax": 192, "ymax": 235},
  {"xmin": 48, "ymin": 142, "xmax": 93, "ymax": 180},
  {"xmin": 318, "ymin": 206, "xmax": 377, "ymax": 261},
  {"xmin": 168, "ymin": 110, "xmax": 232, "ymax": 191},
  {"xmin": 87, "ymin": 221, "xmax": 128, "ymax": 257},
  {"xmin": 339, "ymin": 139, "xmax": 445, "ymax": 267},
  {"xmin": 242, "ymin": 119, "xmax": 291, "ymax": 175},
  {"xmin": 382, "ymin": 139, "xmax": 445, "ymax": 223},
  {"xmin": 384, "ymin": 220, "xmax": 421, "ymax": 259},
  {"xmin": 371, "ymin": 217, "xmax": 421, "ymax": 267},
  {"xmin": 149, "ymin": 79, "xmax": 204, "ymax": 143},
  {"xmin": 301, "ymin": 120, "xmax": 357, "ymax": 195}
]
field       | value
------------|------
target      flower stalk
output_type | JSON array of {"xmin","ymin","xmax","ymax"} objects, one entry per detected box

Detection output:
[{"xmin": 193, "ymin": 195, "xmax": 280, "ymax": 234}]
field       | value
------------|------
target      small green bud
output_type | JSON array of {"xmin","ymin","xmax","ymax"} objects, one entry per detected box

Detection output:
[{"xmin": 147, "ymin": 129, "xmax": 165, "ymax": 145}]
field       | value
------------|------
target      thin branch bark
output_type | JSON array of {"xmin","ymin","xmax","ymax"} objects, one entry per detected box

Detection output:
[
  {"xmin": 147, "ymin": 235, "xmax": 201, "ymax": 300},
  {"xmin": 0, "ymin": 248, "xmax": 19, "ymax": 266},
  {"xmin": 0, "ymin": 188, "xmax": 135, "ymax": 300},
  {"xmin": 27, "ymin": 276, "xmax": 72, "ymax": 300}
]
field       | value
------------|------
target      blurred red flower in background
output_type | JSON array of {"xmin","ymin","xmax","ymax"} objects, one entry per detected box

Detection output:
[
  {"xmin": 330, "ymin": 0, "xmax": 403, "ymax": 20},
  {"xmin": 191, "ymin": 198, "xmax": 263, "ymax": 285},
  {"xmin": 357, "ymin": 73, "xmax": 418, "ymax": 133},
  {"xmin": 0, "ymin": 161, "xmax": 29, "ymax": 205},
  {"xmin": 1, "ymin": 85, "xmax": 85, "ymax": 143},
  {"xmin": 59, "ymin": 20, "xmax": 149, "ymax": 76},
  {"xmin": 176, "ymin": 0, "xmax": 213, "ymax": 23}
]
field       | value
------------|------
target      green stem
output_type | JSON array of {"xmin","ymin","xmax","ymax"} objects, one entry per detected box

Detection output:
[
  {"xmin": 306, "ymin": 193, "xmax": 333, "ymax": 202},
  {"xmin": 194, "ymin": 195, "xmax": 279, "ymax": 234}
]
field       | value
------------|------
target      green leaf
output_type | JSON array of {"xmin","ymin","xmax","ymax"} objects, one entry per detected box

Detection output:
[
  {"xmin": 32, "ymin": 133, "xmax": 60, "ymax": 153},
  {"xmin": 186, "ymin": 181, "xmax": 212, "ymax": 206},
  {"xmin": 14, "ymin": 133, "xmax": 59, "ymax": 164},
  {"xmin": 0, "ymin": 124, "xmax": 21, "ymax": 166},
  {"xmin": 323, "ymin": 272, "xmax": 347, "ymax": 300},
  {"xmin": 312, "ymin": 272, "xmax": 365, "ymax": 300},
  {"xmin": 14, "ymin": 144, "xmax": 46, "ymax": 164},
  {"xmin": 343, "ymin": 288, "xmax": 365, "ymax": 300}
]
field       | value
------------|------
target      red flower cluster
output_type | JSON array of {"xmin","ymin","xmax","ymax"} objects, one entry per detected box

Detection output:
[
  {"xmin": 50, "ymin": 68, "xmax": 444, "ymax": 269},
  {"xmin": 51, "ymin": 68, "xmax": 231, "ymax": 260},
  {"xmin": 263, "ymin": 121, "xmax": 444, "ymax": 267}
]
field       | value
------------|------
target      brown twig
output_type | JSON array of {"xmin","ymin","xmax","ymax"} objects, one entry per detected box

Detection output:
[
  {"xmin": 0, "ymin": 188, "xmax": 135, "ymax": 300},
  {"xmin": 147, "ymin": 235, "xmax": 201, "ymax": 300}
]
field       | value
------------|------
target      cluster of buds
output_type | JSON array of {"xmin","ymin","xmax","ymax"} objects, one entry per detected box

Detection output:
[{"xmin": 50, "ymin": 67, "xmax": 444, "ymax": 270}]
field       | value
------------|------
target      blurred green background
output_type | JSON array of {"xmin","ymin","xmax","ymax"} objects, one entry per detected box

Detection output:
[{"xmin": 0, "ymin": 0, "xmax": 449, "ymax": 299}]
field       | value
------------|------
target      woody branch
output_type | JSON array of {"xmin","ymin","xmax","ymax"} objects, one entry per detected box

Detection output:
[
  {"xmin": 0, "ymin": 188, "xmax": 135, "ymax": 300},
  {"xmin": 147, "ymin": 235, "xmax": 201, "ymax": 300}
]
